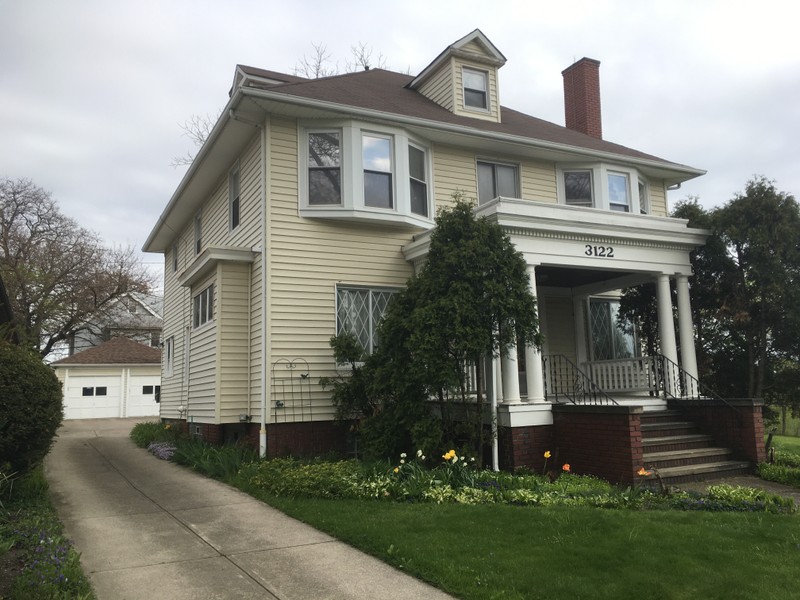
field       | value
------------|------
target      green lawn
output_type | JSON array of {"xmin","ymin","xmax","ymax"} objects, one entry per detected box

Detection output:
[
  {"xmin": 257, "ymin": 494, "xmax": 800, "ymax": 600},
  {"xmin": 772, "ymin": 434, "xmax": 800, "ymax": 453}
]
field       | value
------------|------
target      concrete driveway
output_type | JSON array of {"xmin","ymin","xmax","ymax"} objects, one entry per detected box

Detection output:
[{"xmin": 45, "ymin": 418, "xmax": 454, "ymax": 600}]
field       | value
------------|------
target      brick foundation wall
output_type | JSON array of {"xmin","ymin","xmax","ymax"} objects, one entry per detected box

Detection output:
[
  {"xmin": 552, "ymin": 405, "xmax": 643, "ymax": 485},
  {"xmin": 162, "ymin": 419, "xmax": 347, "ymax": 459},
  {"xmin": 498, "ymin": 425, "xmax": 553, "ymax": 471},
  {"xmin": 669, "ymin": 399, "xmax": 766, "ymax": 464}
]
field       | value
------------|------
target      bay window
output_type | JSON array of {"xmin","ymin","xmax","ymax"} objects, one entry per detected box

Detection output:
[
  {"xmin": 607, "ymin": 172, "xmax": 630, "ymax": 212},
  {"xmin": 564, "ymin": 170, "xmax": 593, "ymax": 207},
  {"xmin": 558, "ymin": 164, "xmax": 649, "ymax": 214},
  {"xmin": 301, "ymin": 122, "xmax": 432, "ymax": 226},
  {"xmin": 308, "ymin": 131, "xmax": 342, "ymax": 205},
  {"xmin": 363, "ymin": 134, "xmax": 393, "ymax": 209}
]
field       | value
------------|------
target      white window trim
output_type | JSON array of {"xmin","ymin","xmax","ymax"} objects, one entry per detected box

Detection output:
[
  {"xmin": 638, "ymin": 178, "xmax": 650, "ymax": 214},
  {"xmin": 165, "ymin": 336, "xmax": 174, "ymax": 377},
  {"xmin": 193, "ymin": 211, "xmax": 202, "ymax": 255},
  {"xmin": 298, "ymin": 120, "xmax": 434, "ymax": 227},
  {"xmin": 556, "ymin": 163, "xmax": 646, "ymax": 214},
  {"xmin": 335, "ymin": 284, "xmax": 399, "ymax": 358},
  {"xmin": 476, "ymin": 158, "xmax": 520, "ymax": 204},
  {"xmin": 462, "ymin": 66, "xmax": 490, "ymax": 113},
  {"xmin": 362, "ymin": 131, "xmax": 395, "ymax": 210},
  {"xmin": 192, "ymin": 284, "xmax": 214, "ymax": 330},
  {"xmin": 229, "ymin": 160, "xmax": 241, "ymax": 232}
]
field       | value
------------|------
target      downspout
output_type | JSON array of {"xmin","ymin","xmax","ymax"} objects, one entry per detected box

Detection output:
[
  {"xmin": 492, "ymin": 356, "xmax": 500, "ymax": 471},
  {"xmin": 228, "ymin": 109, "xmax": 268, "ymax": 457}
]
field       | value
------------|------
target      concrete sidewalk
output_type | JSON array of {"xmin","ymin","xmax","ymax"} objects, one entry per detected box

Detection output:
[{"xmin": 44, "ymin": 418, "xmax": 454, "ymax": 600}]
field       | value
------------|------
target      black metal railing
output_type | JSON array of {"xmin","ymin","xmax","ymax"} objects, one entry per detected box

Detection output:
[
  {"xmin": 652, "ymin": 354, "xmax": 742, "ymax": 419},
  {"xmin": 543, "ymin": 354, "xmax": 618, "ymax": 406}
]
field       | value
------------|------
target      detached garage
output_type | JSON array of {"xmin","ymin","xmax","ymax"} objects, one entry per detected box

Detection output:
[{"xmin": 52, "ymin": 337, "xmax": 161, "ymax": 419}]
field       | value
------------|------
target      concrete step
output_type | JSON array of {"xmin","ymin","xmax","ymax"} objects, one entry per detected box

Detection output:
[
  {"xmin": 643, "ymin": 447, "xmax": 733, "ymax": 469},
  {"xmin": 643, "ymin": 434, "xmax": 714, "ymax": 452},
  {"xmin": 640, "ymin": 410, "xmax": 683, "ymax": 425},
  {"xmin": 645, "ymin": 461, "xmax": 752, "ymax": 485},
  {"xmin": 641, "ymin": 421, "xmax": 698, "ymax": 438}
]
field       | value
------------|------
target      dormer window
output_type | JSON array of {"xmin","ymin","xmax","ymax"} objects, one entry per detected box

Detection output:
[{"xmin": 463, "ymin": 68, "xmax": 489, "ymax": 110}]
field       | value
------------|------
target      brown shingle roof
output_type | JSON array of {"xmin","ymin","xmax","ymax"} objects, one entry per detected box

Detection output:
[
  {"xmin": 52, "ymin": 336, "xmax": 161, "ymax": 366},
  {"xmin": 240, "ymin": 67, "xmax": 682, "ymax": 167}
]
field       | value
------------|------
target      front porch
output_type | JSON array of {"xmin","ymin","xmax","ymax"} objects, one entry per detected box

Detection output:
[{"xmin": 404, "ymin": 198, "xmax": 766, "ymax": 484}]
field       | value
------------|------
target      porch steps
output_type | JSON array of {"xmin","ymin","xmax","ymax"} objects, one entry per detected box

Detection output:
[{"xmin": 640, "ymin": 411, "xmax": 752, "ymax": 484}]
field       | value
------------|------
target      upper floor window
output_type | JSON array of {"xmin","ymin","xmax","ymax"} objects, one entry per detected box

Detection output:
[
  {"xmin": 607, "ymin": 172, "xmax": 630, "ymax": 213},
  {"xmin": 192, "ymin": 284, "xmax": 214, "ymax": 329},
  {"xmin": 463, "ymin": 68, "xmax": 488, "ymax": 110},
  {"xmin": 165, "ymin": 336, "xmax": 174, "ymax": 377},
  {"xmin": 638, "ymin": 179, "xmax": 649, "ymax": 214},
  {"xmin": 363, "ymin": 134, "xmax": 393, "ymax": 209},
  {"xmin": 229, "ymin": 163, "xmax": 240, "ymax": 230},
  {"xmin": 336, "ymin": 286, "xmax": 397, "ymax": 355},
  {"xmin": 409, "ymin": 145, "xmax": 428, "ymax": 217},
  {"xmin": 558, "ymin": 164, "xmax": 648, "ymax": 214},
  {"xmin": 564, "ymin": 170, "xmax": 593, "ymax": 208},
  {"xmin": 194, "ymin": 211, "xmax": 202, "ymax": 255},
  {"xmin": 477, "ymin": 161, "xmax": 518, "ymax": 204},
  {"xmin": 300, "ymin": 122, "xmax": 432, "ymax": 227},
  {"xmin": 172, "ymin": 243, "xmax": 178, "ymax": 273},
  {"xmin": 308, "ymin": 131, "xmax": 341, "ymax": 205}
]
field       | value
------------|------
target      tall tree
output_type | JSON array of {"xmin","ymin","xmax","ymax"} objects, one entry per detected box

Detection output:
[
  {"xmin": 0, "ymin": 178, "xmax": 153, "ymax": 357},
  {"xmin": 326, "ymin": 195, "xmax": 541, "ymax": 461}
]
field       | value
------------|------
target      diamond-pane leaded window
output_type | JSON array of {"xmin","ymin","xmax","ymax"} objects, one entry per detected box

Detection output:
[
  {"xmin": 336, "ymin": 287, "xmax": 397, "ymax": 354},
  {"xmin": 589, "ymin": 299, "xmax": 635, "ymax": 361}
]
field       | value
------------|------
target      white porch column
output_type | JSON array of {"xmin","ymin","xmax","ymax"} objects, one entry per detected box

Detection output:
[
  {"xmin": 525, "ymin": 265, "xmax": 545, "ymax": 402},
  {"xmin": 501, "ymin": 346, "xmax": 522, "ymax": 404},
  {"xmin": 656, "ymin": 274, "xmax": 679, "ymax": 364},
  {"xmin": 676, "ymin": 274, "xmax": 699, "ymax": 391},
  {"xmin": 573, "ymin": 295, "xmax": 588, "ymax": 366}
]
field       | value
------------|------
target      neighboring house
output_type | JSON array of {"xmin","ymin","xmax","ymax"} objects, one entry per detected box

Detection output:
[
  {"xmin": 67, "ymin": 292, "xmax": 163, "ymax": 356},
  {"xmin": 52, "ymin": 337, "xmax": 161, "ymax": 420},
  {"xmin": 144, "ymin": 30, "xmax": 764, "ymax": 482}
]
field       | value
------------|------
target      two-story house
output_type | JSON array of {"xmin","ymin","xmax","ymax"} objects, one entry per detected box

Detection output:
[{"xmin": 144, "ymin": 30, "xmax": 764, "ymax": 484}]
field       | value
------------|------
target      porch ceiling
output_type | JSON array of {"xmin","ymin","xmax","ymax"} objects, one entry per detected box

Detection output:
[{"xmin": 536, "ymin": 266, "xmax": 651, "ymax": 293}]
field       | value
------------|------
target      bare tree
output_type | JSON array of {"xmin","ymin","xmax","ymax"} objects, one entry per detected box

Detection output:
[
  {"xmin": 0, "ymin": 178, "xmax": 154, "ymax": 357},
  {"xmin": 345, "ymin": 42, "xmax": 387, "ymax": 72},
  {"xmin": 171, "ymin": 113, "xmax": 218, "ymax": 168},
  {"xmin": 293, "ymin": 42, "xmax": 339, "ymax": 79}
]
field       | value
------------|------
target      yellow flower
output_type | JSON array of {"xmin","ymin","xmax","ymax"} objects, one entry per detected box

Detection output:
[
  {"xmin": 393, "ymin": 467, "xmax": 399, "ymax": 473},
  {"xmin": 442, "ymin": 449, "xmax": 457, "ymax": 461},
  {"xmin": 637, "ymin": 467, "xmax": 652, "ymax": 476},
  {"xmin": 562, "ymin": 463, "xmax": 571, "ymax": 472},
  {"xmin": 164, "ymin": 424, "xmax": 172, "ymax": 430},
  {"xmin": 543, "ymin": 450, "xmax": 551, "ymax": 459}
]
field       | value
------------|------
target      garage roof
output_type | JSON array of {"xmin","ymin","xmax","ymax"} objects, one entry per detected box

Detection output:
[{"xmin": 52, "ymin": 337, "xmax": 161, "ymax": 366}]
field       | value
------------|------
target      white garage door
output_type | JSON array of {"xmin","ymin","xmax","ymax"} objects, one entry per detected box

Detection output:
[
  {"xmin": 64, "ymin": 376, "xmax": 121, "ymax": 419},
  {"xmin": 127, "ymin": 375, "xmax": 161, "ymax": 418}
]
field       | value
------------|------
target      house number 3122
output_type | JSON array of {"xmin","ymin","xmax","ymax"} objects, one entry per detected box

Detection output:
[{"xmin": 585, "ymin": 244, "xmax": 614, "ymax": 258}]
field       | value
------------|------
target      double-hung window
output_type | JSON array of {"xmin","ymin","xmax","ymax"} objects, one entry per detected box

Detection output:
[
  {"xmin": 477, "ymin": 161, "xmax": 518, "ymax": 204},
  {"xmin": 194, "ymin": 211, "xmax": 202, "ymax": 255},
  {"xmin": 638, "ymin": 179, "xmax": 649, "ymax": 214},
  {"xmin": 363, "ymin": 134, "xmax": 393, "ymax": 209},
  {"xmin": 564, "ymin": 170, "xmax": 594, "ymax": 207},
  {"xmin": 463, "ymin": 68, "xmax": 488, "ymax": 110},
  {"xmin": 229, "ymin": 163, "xmax": 240, "ymax": 230},
  {"xmin": 165, "ymin": 336, "xmax": 174, "ymax": 377},
  {"xmin": 607, "ymin": 172, "xmax": 630, "ymax": 212},
  {"xmin": 192, "ymin": 284, "xmax": 214, "ymax": 329},
  {"xmin": 336, "ymin": 286, "xmax": 397, "ymax": 355},
  {"xmin": 408, "ymin": 145, "xmax": 428, "ymax": 217},
  {"xmin": 308, "ymin": 131, "xmax": 342, "ymax": 205}
]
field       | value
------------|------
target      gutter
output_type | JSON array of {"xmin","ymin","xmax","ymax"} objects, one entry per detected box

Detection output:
[{"xmin": 228, "ymin": 108, "xmax": 270, "ymax": 458}]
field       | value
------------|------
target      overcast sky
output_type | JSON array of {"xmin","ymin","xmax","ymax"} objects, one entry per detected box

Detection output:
[{"xmin": 2, "ymin": 0, "xmax": 797, "ymax": 287}]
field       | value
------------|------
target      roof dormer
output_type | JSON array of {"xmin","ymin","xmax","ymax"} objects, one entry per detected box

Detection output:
[{"xmin": 408, "ymin": 29, "xmax": 506, "ymax": 123}]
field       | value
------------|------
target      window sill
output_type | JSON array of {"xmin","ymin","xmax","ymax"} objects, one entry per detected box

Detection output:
[{"xmin": 300, "ymin": 206, "xmax": 433, "ymax": 230}]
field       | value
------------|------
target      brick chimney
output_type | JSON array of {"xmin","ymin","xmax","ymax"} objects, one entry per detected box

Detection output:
[{"xmin": 562, "ymin": 57, "xmax": 602, "ymax": 139}]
